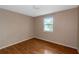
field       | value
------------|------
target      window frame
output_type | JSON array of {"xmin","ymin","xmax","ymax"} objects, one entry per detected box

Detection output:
[{"xmin": 43, "ymin": 16, "xmax": 54, "ymax": 32}]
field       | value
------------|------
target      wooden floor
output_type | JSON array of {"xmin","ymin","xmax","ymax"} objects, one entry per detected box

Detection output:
[{"xmin": 0, "ymin": 38, "xmax": 78, "ymax": 54}]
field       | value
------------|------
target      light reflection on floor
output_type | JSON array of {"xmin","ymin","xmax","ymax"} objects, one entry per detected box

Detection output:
[{"xmin": 44, "ymin": 49, "xmax": 53, "ymax": 54}]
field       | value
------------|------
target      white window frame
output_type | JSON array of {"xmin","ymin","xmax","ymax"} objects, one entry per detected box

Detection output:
[{"xmin": 43, "ymin": 16, "xmax": 54, "ymax": 32}]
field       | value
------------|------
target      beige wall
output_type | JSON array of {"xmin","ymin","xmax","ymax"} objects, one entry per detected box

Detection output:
[
  {"xmin": 0, "ymin": 9, "xmax": 34, "ymax": 49},
  {"xmin": 77, "ymin": 7, "xmax": 79, "ymax": 50},
  {"xmin": 34, "ymin": 8, "xmax": 78, "ymax": 49}
]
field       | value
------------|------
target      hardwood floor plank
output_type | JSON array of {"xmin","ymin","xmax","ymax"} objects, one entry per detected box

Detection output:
[{"xmin": 0, "ymin": 38, "xmax": 78, "ymax": 54}]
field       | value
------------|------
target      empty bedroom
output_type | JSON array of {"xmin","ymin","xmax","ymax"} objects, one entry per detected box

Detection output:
[{"xmin": 0, "ymin": 5, "xmax": 79, "ymax": 54}]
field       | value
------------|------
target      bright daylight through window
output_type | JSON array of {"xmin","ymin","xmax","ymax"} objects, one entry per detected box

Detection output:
[{"xmin": 44, "ymin": 16, "xmax": 53, "ymax": 32}]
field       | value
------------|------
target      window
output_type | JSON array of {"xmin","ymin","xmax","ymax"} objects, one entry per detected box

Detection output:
[{"xmin": 44, "ymin": 16, "xmax": 53, "ymax": 32}]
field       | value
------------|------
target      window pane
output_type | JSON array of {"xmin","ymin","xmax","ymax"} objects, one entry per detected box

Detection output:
[
  {"xmin": 44, "ymin": 24, "xmax": 53, "ymax": 31},
  {"xmin": 44, "ymin": 16, "xmax": 53, "ymax": 24}
]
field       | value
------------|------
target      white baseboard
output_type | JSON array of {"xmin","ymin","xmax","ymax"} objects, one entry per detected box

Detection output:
[
  {"xmin": 35, "ymin": 36, "xmax": 78, "ymax": 50},
  {"xmin": 0, "ymin": 36, "xmax": 33, "ymax": 49}
]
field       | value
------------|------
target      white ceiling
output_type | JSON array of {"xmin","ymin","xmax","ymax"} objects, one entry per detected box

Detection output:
[{"xmin": 0, "ymin": 5, "xmax": 78, "ymax": 17}]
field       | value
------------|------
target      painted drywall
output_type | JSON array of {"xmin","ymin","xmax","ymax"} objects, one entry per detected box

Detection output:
[
  {"xmin": 0, "ymin": 9, "xmax": 34, "ymax": 49},
  {"xmin": 77, "ymin": 7, "xmax": 79, "ymax": 50},
  {"xmin": 34, "ymin": 8, "xmax": 78, "ymax": 49}
]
